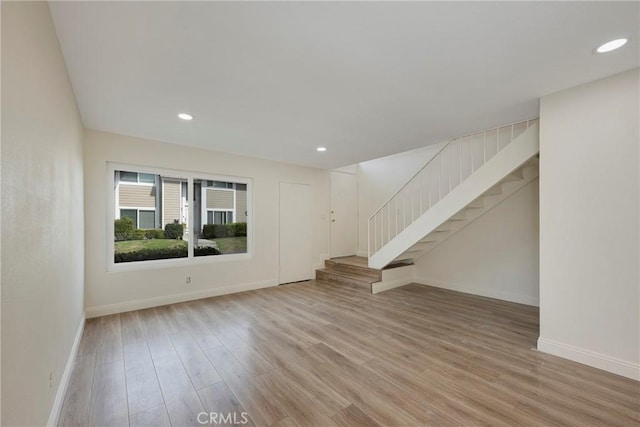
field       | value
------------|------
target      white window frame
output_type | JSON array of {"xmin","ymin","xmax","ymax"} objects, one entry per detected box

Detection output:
[
  {"xmin": 108, "ymin": 162, "xmax": 253, "ymax": 272},
  {"xmin": 117, "ymin": 207, "xmax": 157, "ymax": 229}
]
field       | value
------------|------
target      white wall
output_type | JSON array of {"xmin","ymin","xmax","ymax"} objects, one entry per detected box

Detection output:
[
  {"xmin": 0, "ymin": 3, "xmax": 3, "ymax": 421},
  {"xmin": 356, "ymin": 143, "xmax": 445, "ymax": 256},
  {"xmin": 1, "ymin": 2, "xmax": 85, "ymax": 425},
  {"xmin": 538, "ymin": 68, "xmax": 639, "ymax": 380},
  {"xmin": 414, "ymin": 180, "xmax": 540, "ymax": 306},
  {"xmin": 84, "ymin": 130, "xmax": 330, "ymax": 316}
]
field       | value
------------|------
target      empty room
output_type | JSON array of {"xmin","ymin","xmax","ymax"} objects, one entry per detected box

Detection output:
[{"xmin": 1, "ymin": 1, "xmax": 639, "ymax": 426}]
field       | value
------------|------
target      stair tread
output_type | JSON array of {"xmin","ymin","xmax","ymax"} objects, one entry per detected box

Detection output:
[
  {"xmin": 324, "ymin": 259, "xmax": 381, "ymax": 279},
  {"xmin": 383, "ymin": 261, "xmax": 413, "ymax": 270}
]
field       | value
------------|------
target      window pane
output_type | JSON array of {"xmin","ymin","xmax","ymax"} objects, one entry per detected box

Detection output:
[
  {"xmin": 114, "ymin": 169, "xmax": 188, "ymax": 264},
  {"xmin": 214, "ymin": 211, "xmax": 224, "ymax": 224},
  {"xmin": 139, "ymin": 210, "xmax": 155, "ymax": 229},
  {"xmin": 213, "ymin": 181, "xmax": 232, "ymax": 188},
  {"xmin": 120, "ymin": 171, "xmax": 137, "ymax": 182},
  {"xmin": 120, "ymin": 209, "xmax": 138, "ymax": 228},
  {"xmin": 139, "ymin": 173, "xmax": 156, "ymax": 184},
  {"xmin": 194, "ymin": 178, "xmax": 248, "ymax": 257}
]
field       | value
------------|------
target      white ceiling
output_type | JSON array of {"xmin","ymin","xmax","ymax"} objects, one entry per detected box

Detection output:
[{"xmin": 50, "ymin": 1, "xmax": 639, "ymax": 169}]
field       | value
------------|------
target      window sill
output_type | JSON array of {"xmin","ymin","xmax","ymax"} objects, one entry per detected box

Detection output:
[{"xmin": 107, "ymin": 252, "xmax": 253, "ymax": 273}]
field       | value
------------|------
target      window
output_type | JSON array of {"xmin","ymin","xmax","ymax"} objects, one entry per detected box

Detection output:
[
  {"xmin": 119, "ymin": 171, "xmax": 156, "ymax": 184},
  {"xmin": 195, "ymin": 178, "xmax": 248, "ymax": 257},
  {"xmin": 212, "ymin": 181, "xmax": 233, "ymax": 189},
  {"xmin": 207, "ymin": 210, "xmax": 233, "ymax": 224},
  {"xmin": 120, "ymin": 171, "xmax": 138, "ymax": 182},
  {"xmin": 109, "ymin": 164, "xmax": 251, "ymax": 269},
  {"xmin": 120, "ymin": 209, "xmax": 138, "ymax": 227},
  {"xmin": 139, "ymin": 173, "xmax": 156, "ymax": 184},
  {"xmin": 139, "ymin": 210, "xmax": 156, "ymax": 229},
  {"xmin": 119, "ymin": 209, "xmax": 156, "ymax": 229}
]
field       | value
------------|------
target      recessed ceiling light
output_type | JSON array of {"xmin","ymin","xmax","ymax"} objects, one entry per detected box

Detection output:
[
  {"xmin": 595, "ymin": 38, "xmax": 628, "ymax": 54},
  {"xmin": 317, "ymin": 147, "xmax": 327, "ymax": 152},
  {"xmin": 177, "ymin": 113, "xmax": 194, "ymax": 121}
]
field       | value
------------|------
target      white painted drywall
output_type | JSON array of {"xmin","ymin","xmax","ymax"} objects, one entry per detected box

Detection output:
[
  {"xmin": 538, "ymin": 68, "xmax": 639, "ymax": 380},
  {"xmin": 1, "ymin": 2, "xmax": 85, "ymax": 425},
  {"xmin": 414, "ymin": 180, "xmax": 540, "ymax": 307},
  {"xmin": 356, "ymin": 143, "xmax": 445, "ymax": 256},
  {"xmin": 0, "ymin": 3, "xmax": 3, "ymax": 422},
  {"xmin": 83, "ymin": 130, "xmax": 330, "ymax": 315},
  {"xmin": 279, "ymin": 183, "xmax": 313, "ymax": 283}
]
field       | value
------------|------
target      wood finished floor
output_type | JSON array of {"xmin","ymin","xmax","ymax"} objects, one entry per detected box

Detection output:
[{"xmin": 59, "ymin": 281, "xmax": 640, "ymax": 427}]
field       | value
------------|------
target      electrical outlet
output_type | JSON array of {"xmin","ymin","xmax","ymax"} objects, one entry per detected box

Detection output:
[{"xmin": 185, "ymin": 276, "xmax": 191, "ymax": 284}]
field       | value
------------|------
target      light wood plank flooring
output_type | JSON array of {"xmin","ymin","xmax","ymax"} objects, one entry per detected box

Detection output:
[{"xmin": 59, "ymin": 281, "xmax": 640, "ymax": 426}]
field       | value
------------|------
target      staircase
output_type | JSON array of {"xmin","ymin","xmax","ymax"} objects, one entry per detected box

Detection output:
[
  {"xmin": 315, "ymin": 256, "xmax": 414, "ymax": 294},
  {"xmin": 368, "ymin": 119, "xmax": 540, "ymax": 269}
]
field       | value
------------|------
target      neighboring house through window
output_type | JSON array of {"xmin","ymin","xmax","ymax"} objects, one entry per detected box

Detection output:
[
  {"xmin": 115, "ymin": 170, "xmax": 159, "ymax": 228},
  {"xmin": 194, "ymin": 180, "xmax": 248, "ymax": 228},
  {"xmin": 110, "ymin": 165, "xmax": 251, "ymax": 267}
]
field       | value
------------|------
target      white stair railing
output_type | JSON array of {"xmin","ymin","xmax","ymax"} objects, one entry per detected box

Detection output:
[{"xmin": 368, "ymin": 118, "xmax": 538, "ymax": 258}]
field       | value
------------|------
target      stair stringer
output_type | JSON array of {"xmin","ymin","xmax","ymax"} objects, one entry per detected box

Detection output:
[
  {"xmin": 394, "ymin": 160, "xmax": 538, "ymax": 262},
  {"xmin": 368, "ymin": 122, "xmax": 539, "ymax": 269}
]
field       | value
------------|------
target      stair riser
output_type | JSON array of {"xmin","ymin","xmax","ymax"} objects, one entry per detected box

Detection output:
[
  {"xmin": 324, "ymin": 260, "xmax": 381, "ymax": 280},
  {"xmin": 316, "ymin": 270, "xmax": 373, "ymax": 289}
]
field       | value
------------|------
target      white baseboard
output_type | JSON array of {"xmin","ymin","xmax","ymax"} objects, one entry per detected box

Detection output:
[
  {"xmin": 372, "ymin": 276, "xmax": 413, "ymax": 294},
  {"xmin": 356, "ymin": 250, "xmax": 368, "ymax": 258},
  {"xmin": 537, "ymin": 337, "xmax": 640, "ymax": 381},
  {"xmin": 414, "ymin": 276, "xmax": 539, "ymax": 307},
  {"xmin": 86, "ymin": 279, "xmax": 278, "ymax": 318},
  {"xmin": 47, "ymin": 315, "xmax": 85, "ymax": 427}
]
